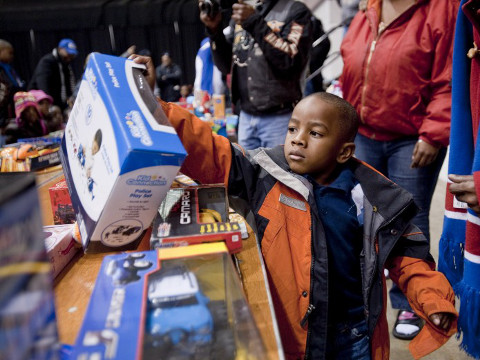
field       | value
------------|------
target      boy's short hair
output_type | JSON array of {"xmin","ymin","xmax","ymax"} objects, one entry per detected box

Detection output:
[
  {"xmin": 94, "ymin": 129, "xmax": 102, "ymax": 148},
  {"xmin": 311, "ymin": 92, "xmax": 359, "ymax": 142}
]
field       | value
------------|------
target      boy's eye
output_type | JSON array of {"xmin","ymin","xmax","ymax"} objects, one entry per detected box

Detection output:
[
  {"xmin": 288, "ymin": 126, "xmax": 296, "ymax": 133},
  {"xmin": 310, "ymin": 131, "xmax": 322, "ymax": 138}
]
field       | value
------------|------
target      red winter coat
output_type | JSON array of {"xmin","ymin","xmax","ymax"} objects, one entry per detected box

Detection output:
[{"xmin": 340, "ymin": 0, "xmax": 458, "ymax": 148}]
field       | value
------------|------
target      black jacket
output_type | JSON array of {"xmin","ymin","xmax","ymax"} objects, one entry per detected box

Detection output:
[
  {"xmin": 156, "ymin": 63, "xmax": 182, "ymax": 102},
  {"xmin": 28, "ymin": 48, "xmax": 75, "ymax": 110},
  {"xmin": 209, "ymin": 0, "xmax": 313, "ymax": 115}
]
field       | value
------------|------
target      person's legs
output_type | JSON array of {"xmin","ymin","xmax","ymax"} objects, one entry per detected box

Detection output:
[
  {"xmin": 326, "ymin": 319, "xmax": 371, "ymax": 360},
  {"xmin": 237, "ymin": 111, "xmax": 261, "ymax": 150},
  {"xmin": 386, "ymin": 138, "xmax": 447, "ymax": 339},
  {"xmin": 387, "ymin": 140, "xmax": 447, "ymax": 240},
  {"xmin": 257, "ymin": 111, "xmax": 291, "ymax": 149}
]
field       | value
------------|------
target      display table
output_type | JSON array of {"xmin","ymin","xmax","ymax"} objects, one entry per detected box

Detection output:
[{"xmin": 37, "ymin": 169, "xmax": 282, "ymax": 359}]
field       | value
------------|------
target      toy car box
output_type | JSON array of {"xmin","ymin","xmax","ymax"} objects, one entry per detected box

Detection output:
[
  {"xmin": 43, "ymin": 224, "xmax": 79, "ymax": 278},
  {"xmin": 0, "ymin": 141, "xmax": 60, "ymax": 172},
  {"xmin": 72, "ymin": 243, "xmax": 267, "ymax": 359},
  {"xmin": 49, "ymin": 180, "xmax": 74, "ymax": 225},
  {"xmin": 60, "ymin": 52, "xmax": 187, "ymax": 253},
  {"xmin": 0, "ymin": 173, "xmax": 59, "ymax": 359},
  {"xmin": 150, "ymin": 185, "xmax": 245, "ymax": 253}
]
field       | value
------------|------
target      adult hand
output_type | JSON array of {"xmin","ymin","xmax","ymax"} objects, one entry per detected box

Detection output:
[
  {"xmin": 198, "ymin": 1, "xmax": 222, "ymax": 32},
  {"xmin": 449, "ymin": 174, "xmax": 480, "ymax": 214},
  {"xmin": 232, "ymin": 0, "xmax": 257, "ymax": 25},
  {"xmin": 411, "ymin": 139, "xmax": 439, "ymax": 168},
  {"xmin": 429, "ymin": 312, "xmax": 455, "ymax": 331},
  {"xmin": 128, "ymin": 54, "xmax": 156, "ymax": 91}
]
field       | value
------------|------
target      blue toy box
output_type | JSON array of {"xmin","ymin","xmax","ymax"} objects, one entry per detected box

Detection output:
[
  {"xmin": 60, "ymin": 53, "xmax": 187, "ymax": 253},
  {"xmin": 72, "ymin": 243, "xmax": 267, "ymax": 359}
]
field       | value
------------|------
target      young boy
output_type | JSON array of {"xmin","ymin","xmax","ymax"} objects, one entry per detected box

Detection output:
[
  {"xmin": 132, "ymin": 55, "xmax": 458, "ymax": 360},
  {"xmin": 77, "ymin": 129, "xmax": 102, "ymax": 200}
]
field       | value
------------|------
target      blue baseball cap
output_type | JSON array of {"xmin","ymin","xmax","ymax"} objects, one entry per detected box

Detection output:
[{"xmin": 58, "ymin": 38, "xmax": 78, "ymax": 56}]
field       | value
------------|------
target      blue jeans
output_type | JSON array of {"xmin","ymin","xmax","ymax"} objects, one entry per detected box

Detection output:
[
  {"xmin": 237, "ymin": 110, "xmax": 291, "ymax": 150},
  {"xmin": 354, "ymin": 134, "xmax": 447, "ymax": 310},
  {"xmin": 326, "ymin": 319, "xmax": 371, "ymax": 360}
]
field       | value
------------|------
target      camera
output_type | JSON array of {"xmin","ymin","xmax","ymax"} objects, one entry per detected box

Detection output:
[{"xmin": 200, "ymin": 0, "xmax": 221, "ymax": 17}]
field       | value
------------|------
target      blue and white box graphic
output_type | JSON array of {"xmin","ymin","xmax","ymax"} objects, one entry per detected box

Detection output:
[{"xmin": 60, "ymin": 53, "xmax": 187, "ymax": 253}]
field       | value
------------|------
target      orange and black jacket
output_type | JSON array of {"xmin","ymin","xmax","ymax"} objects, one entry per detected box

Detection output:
[{"xmin": 163, "ymin": 101, "xmax": 458, "ymax": 360}]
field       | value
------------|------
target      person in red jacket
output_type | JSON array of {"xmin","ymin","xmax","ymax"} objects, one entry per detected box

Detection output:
[
  {"xmin": 339, "ymin": 0, "xmax": 458, "ymax": 340},
  {"xmin": 130, "ymin": 53, "xmax": 458, "ymax": 360}
]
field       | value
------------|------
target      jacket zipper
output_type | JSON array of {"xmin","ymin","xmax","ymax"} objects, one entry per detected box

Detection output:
[
  {"xmin": 364, "ymin": 199, "xmax": 415, "ymax": 328},
  {"xmin": 359, "ymin": 25, "xmax": 378, "ymax": 122},
  {"xmin": 302, "ymin": 228, "xmax": 316, "ymax": 359},
  {"xmin": 300, "ymin": 304, "xmax": 316, "ymax": 329},
  {"xmin": 364, "ymin": 205, "xmax": 379, "ymax": 316},
  {"xmin": 360, "ymin": 2, "xmax": 418, "ymax": 123}
]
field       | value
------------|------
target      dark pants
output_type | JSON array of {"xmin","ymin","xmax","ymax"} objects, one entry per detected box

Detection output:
[{"xmin": 326, "ymin": 319, "xmax": 371, "ymax": 359}]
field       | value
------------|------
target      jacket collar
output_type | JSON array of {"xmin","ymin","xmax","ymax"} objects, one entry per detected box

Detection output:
[
  {"xmin": 349, "ymin": 158, "xmax": 417, "ymax": 222},
  {"xmin": 364, "ymin": 0, "xmax": 427, "ymax": 33},
  {"xmin": 251, "ymin": 146, "xmax": 312, "ymax": 201},
  {"xmin": 253, "ymin": 146, "xmax": 417, "ymax": 221}
]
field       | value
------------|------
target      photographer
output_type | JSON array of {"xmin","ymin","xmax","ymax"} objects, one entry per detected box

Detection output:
[{"xmin": 199, "ymin": 0, "xmax": 313, "ymax": 149}]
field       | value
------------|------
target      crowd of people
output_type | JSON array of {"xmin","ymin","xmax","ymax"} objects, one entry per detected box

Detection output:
[
  {"xmin": 2, "ymin": 0, "xmax": 480, "ymax": 358},
  {"xmin": 0, "ymin": 38, "xmax": 76, "ymax": 145}
]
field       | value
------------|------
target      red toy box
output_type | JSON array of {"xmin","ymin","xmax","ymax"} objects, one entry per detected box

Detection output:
[{"xmin": 49, "ymin": 180, "xmax": 75, "ymax": 225}]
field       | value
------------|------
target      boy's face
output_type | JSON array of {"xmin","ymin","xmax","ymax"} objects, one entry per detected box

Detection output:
[
  {"xmin": 91, "ymin": 141, "xmax": 100, "ymax": 155},
  {"xmin": 0, "ymin": 46, "xmax": 13, "ymax": 63},
  {"xmin": 284, "ymin": 97, "xmax": 354, "ymax": 185},
  {"xmin": 22, "ymin": 106, "xmax": 40, "ymax": 124},
  {"xmin": 38, "ymin": 99, "xmax": 50, "ymax": 116}
]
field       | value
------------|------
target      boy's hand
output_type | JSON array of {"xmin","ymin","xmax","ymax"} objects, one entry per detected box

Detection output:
[
  {"xmin": 128, "ymin": 54, "xmax": 156, "ymax": 91},
  {"xmin": 449, "ymin": 174, "xmax": 480, "ymax": 214},
  {"xmin": 411, "ymin": 139, "xmax": 439, "ymax": 168},
  {"xmin": 429, "ymin": 312, "xmax": 455, "ymax": 331}
]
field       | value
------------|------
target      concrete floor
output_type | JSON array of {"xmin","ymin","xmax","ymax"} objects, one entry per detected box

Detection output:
[{"xmin": 387, "ymin": 170, "xmax": 472, "ymax": 360}]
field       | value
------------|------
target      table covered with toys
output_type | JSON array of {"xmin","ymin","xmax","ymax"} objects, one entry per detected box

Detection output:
[{"xmin": 0, "ymin": 52, "xmax": 282, "ymax": 360}]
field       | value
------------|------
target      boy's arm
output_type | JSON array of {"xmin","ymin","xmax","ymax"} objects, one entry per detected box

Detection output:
[
  {"xmin": 130, "ymin": 53, "xmax": 258, "ymax": 201},
  {"xmin": 159, "ymin": 100, "xmax": 233, "ymax": 186},
  {"xmin": 161, "ymin": 101, "xmax": 261, "ymax": 209},
  {"xmin": 386, "ymin": 224, "xmax": 458, "ymax": 358}
]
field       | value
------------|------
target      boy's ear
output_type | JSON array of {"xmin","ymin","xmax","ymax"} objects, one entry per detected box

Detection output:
[{"xmin": 337, "ymin": 142, "xmax": 355, "ymax": 164}]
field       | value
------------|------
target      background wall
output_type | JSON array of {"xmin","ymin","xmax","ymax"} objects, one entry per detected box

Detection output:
[
  {"xmin": 0, "ymin": 0, "xmax": 206, "ymax": 86},
  {"xmin": 0, "ymin": 0, "xmax": 347, "ymax": 91}
]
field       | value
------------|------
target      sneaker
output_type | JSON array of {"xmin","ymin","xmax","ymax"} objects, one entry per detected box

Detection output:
[{"xmin": 392, "ymin": 310, "xmax": 424, "ymax": 340}]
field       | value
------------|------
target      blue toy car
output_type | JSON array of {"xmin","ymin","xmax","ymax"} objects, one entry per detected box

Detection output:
[
  {"xmin": 144, "ymin": 266, "xmax": 214, "ymax": 357},
  {"xmin": 143, "ymin": 265, "xmax": 237, "ymax": 359}
]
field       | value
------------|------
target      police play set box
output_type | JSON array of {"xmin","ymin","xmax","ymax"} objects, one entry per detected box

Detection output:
[
  {"xmin": 72, "ymin": 243, "xmax": 267, "ymax": 359},
  {"xmin": 60, "ymin": 53, "xmax": 187, "ymax": 253},
  {"xmin": 150, "ymin": 185, "xmax": 246, "ymax": 253}
]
